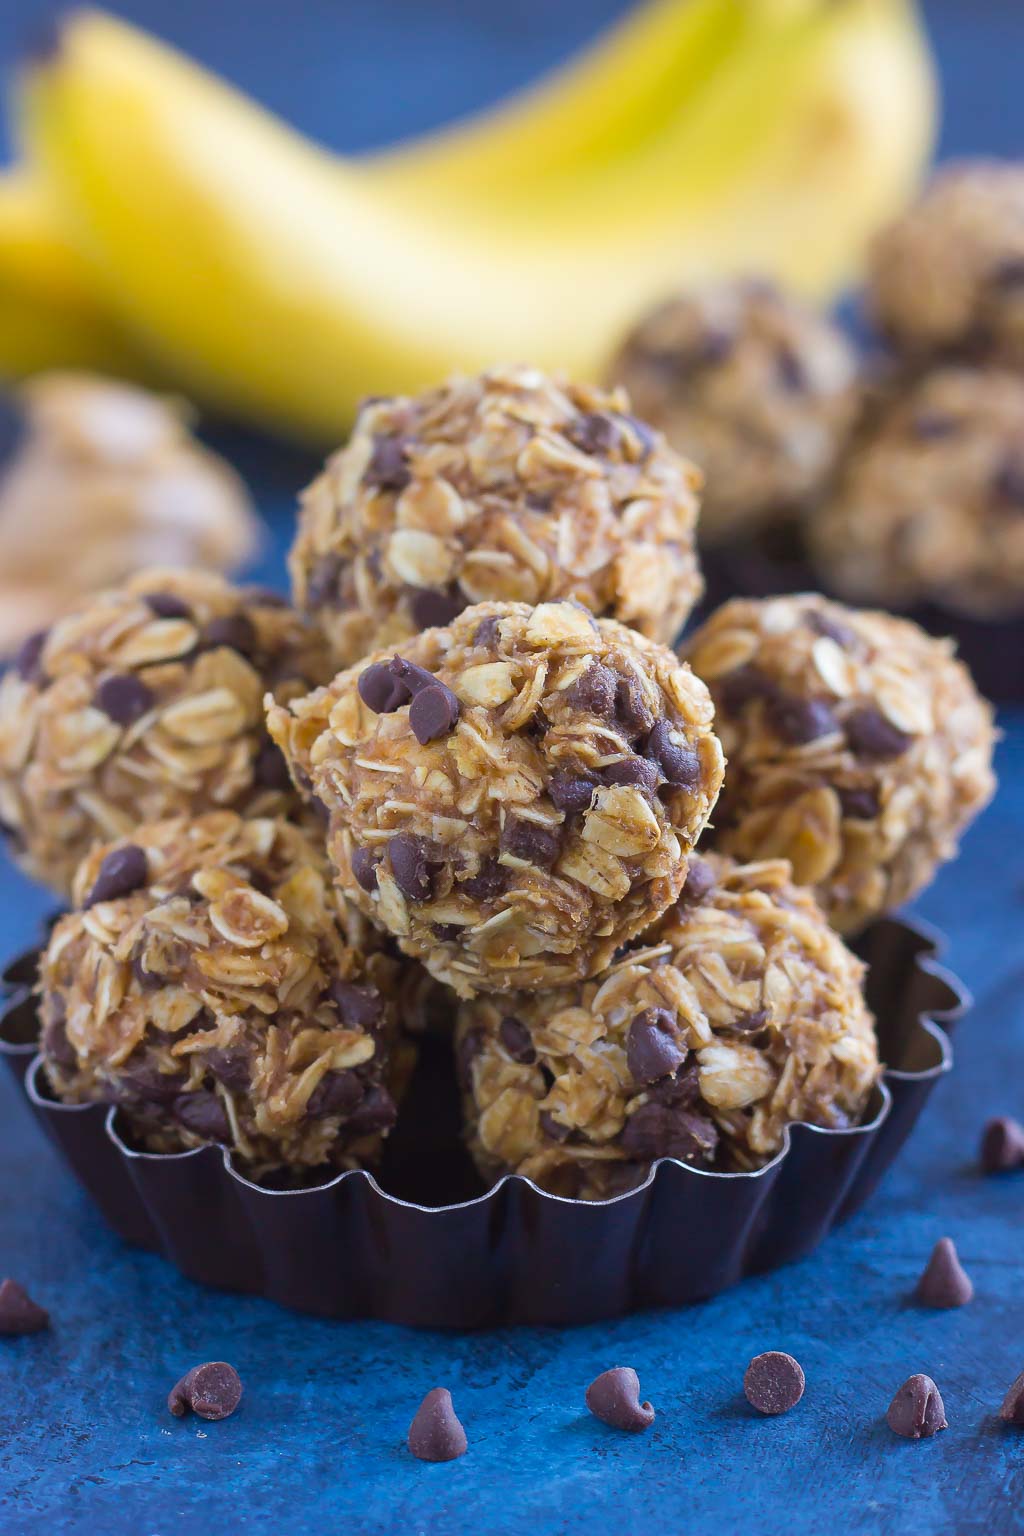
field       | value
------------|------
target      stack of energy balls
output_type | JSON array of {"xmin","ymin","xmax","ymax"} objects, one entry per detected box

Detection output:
[{"xmin": 0, "ymin": 365, "xmax": 996, "ymax": 1200}]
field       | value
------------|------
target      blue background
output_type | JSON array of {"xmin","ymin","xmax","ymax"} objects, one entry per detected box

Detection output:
[{"xmin": 1, "ymin": 3, "xmax": 1023, "ymax": 1532}]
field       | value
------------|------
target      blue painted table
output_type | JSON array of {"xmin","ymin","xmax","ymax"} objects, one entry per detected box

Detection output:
[{"xmin": 2, "ymin": 3, "xmax": 1024, "ymax": 1532}]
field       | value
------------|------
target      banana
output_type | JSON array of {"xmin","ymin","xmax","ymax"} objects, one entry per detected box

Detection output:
[{"xmin": 18, "ymin": 2, "xmax": 934, "ymax": 441}]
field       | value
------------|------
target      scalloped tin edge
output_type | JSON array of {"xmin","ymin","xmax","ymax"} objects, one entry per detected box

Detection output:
[{"xmin": 0, "ymin": 914, "xmax": 967, "ymax": 1326}]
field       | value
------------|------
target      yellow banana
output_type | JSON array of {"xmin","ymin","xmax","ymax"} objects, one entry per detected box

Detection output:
[{"xmin": 18, "ymin": 1, "xmax": 934, "ymax": 440}]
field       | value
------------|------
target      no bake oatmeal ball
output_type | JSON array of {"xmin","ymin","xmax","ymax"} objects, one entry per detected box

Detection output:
[
  {"xmin": 686, "ymin": 594, "xmax": 996, "ymax": 933},
  {"xmin": 869, "ymin": 161, "xmax": 1024, "ymax": 366},
  {"xmin": 268, "ymin": 599, "xmax": 725, "ymax": 996},
  {"xmin": 810, "ymin": 367, "xmax": 1024, "ymax": 618},
  {"xmin": 456, "ymin": 854, "xmax": 879, "ymax": 1199},
  {"xmin": 0, "ymin": 567, "xmax": 328, "ymax": 894},
  {"xmin": 289, "ymin": 365, "xmax": 704, "ymax": 668},
  {"xmin": 608, "ymin": 280, "xmax": 860, "ymax": 540},
  {"xmin": 39, "ymin": 812, "xmax": 409, "ymax": 1174}
]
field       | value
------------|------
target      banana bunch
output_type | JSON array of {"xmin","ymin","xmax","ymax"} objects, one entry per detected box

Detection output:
[{"xmin": 3, "ymin": 0, "xmax": 935, "ymax": 441}]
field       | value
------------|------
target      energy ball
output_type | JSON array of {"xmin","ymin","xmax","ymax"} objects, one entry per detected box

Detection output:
[
  {"xmin": 608, "ymin": 280, "xmax": 860, "ymax": 540},
  {"xmin": 0, "ymin": 568, "xmax": 328, "ymax": 894},
  {"xmin": 40, "ymin": 812, "xmax": 410, "ymax": 1175},
  {"xmin": 268, "ymin": 600, "xmax": 724, "ymax": 996},
  {"xmin": 686, "ymin": 594, "xmax": 996, "ymax": 933},
  {"xmin": 288, "ymin": 365, "xmax": 703, "ymax": 668},
  {"xmin": 456, "ymin": 854, "xmax": 879, "ymax": 1199},
  {"xmin": 810, "ymin": 367, "xmax": 1024, "ymax": 618},
  {"xmin": 868, "ymin": 161, "xmax": 1024, "ymax": 365}
]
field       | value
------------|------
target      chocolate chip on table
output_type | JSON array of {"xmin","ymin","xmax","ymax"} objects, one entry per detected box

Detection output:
[
  {"xmin": 327, "ymin": 979, "xmax": 383, "ymax": 1029},
  {"xmin": 86, "ymin": 844, "xmax": 148, "ymax": 907},
  {"xmin": 915, "ymin": 1237, "xmax": 974, "ymax": 1308},
  {"xmin": 408, "ymin": 586, "xmax": 465, "ymax": 630},
  {"xmin": 999, "ymin": 1370, "xmax": 1024, "ymax": 1427},
  {"xmin": 680, "ymin": 857, "xmax": 716, "ymax": 904},
  {"xmin": 585, "ymin": 1368, "xmax": 655, "ymax": 1432},
  {"xmin": 203, "ymin": 613, "xmax": 258, "ymax": 658},
  {"xmin": 458, "ymin": 858, "xmax": 507, "ymax": 903},
  {"xmin": 626, "ymin": 1008, "xmax": 687, "ymax": 1084},
  {"xmin": 540, "ymin": 1110, "xmax": 572, "ymax": 1143},
  {"xmin": 407, "ymin": 1387, "xmax": 467, "ymax": 1462},
  {"xmin": 13, "ymin": 628, "xmax": 48, "ymax": 684},
  {"xmin": 620, "ymin": 1100, "xmax": 718, "ymax": 1163},
  {"xmin": 771, "ymin": 694, "xmax": 838, "ymax": 746},
  {"xmin": 547, "ymin": 772, "xmax": 596, "ymax": 814},
  {"xmin": 845, "ymin": 707, "xmax": 911, "ymax": 761},
  {"xmin": 837, "ymin": 785, "xmax": 881, "ymax": 820},
  {"xmin": 980, "ymin": 1115, "xmax": 1024, "ymax": 1173},
  {"xmin": 602, "ymin": 756, "xmax": 661, "ymax": 794},
  {"xmin": 743, "ymin": 1352, "xmax": 805, "ymax": 1416},
  {"xmin": 645, "ymin": 719, "xmax": 700, "ymax": 788},
  {"xmin": 172, "ymin": 1091, "xmax": 230, "ymax": 1142},
  {"xmin": 305, "ymin": 552, "xmax": 344, "ymax": 610},
  {"xmin": 389, "ymin": 834, "xmax": 441, "ymax": 901},
  {"xmin": 499, "ymin": 1016, "xmax": 536, "ymax": 1065},
  {"xmin": 168, "ymin": 1362, "xmax": 243, "ymax": 1422},
  {"xmin": 252, "ymin": 738, "xmax": 292, "ymax": 792},
  {"xmin": 358, "ymin": 661, "xmax": 410, "ymax": 714},
  {"xmin": 567, "ymin": 663, "xmax": 618, "ymax": 718},
  {"xmin": 500, "ymin": 816, "xmax": 562, "ymax": 870},
  {"xmin": 886, "ymin": 1374, "xmax": 947, "ymax": 1439},
  {"xmin": 0, "ymin": 1278, "xmax": 49, "ymax": 1335},
  {"xmin": 364, "ymin": 434, "xmax": 411, "ymax": 493},
  {"xmin": 351, "ymin": 846, "xmax": 380, "ymax": 893},
  {"xmin": 144, "ymin": 591, "xmax": 193, "ymax": 620},
  {"xmin": 408, "ymin": 682, "xmax": 461, "ymax": 745},
  {"xmin": 307, "ymin": 1069, "xmax": 365, "ymax": 1118}
]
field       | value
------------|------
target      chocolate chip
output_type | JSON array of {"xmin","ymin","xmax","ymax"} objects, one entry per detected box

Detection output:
[
  {"xmin": 459, "ymin": 858, "xmax": 507, "ymax": 903},
  {"xmin": 328, "ymin": 979, "xmax": 383, "ymax": 1029},
  {"xmin": 620, "ymin": 1100, "xmax": 718, "ymax": 1163},
  {"xmin": 771, "ymin": 694, "xmax": 838, "ymax": 745},
  {"xmin": 566, "ymin": 663, "xmax": 617, "ymax": 718},
  {"xmin": 85, "ymin": 844, "xmax": 148, "ymax": 907},
  {"xmin": 252, "ymin": 738, "xmax": 292, "ymax": 792},
  {"xmin": 886, "ymin": 1375, "xmax": 947, "ymax": 1439},
  {"xmin": 585, "ymin": 1368, "xmax": 655, "ymax": 1432},
  {"xmin": 13, "ymin": 629, "xmax": 48, "ymax": 684},
  {"xmin": 168, "ymin": 1362, "xmax": 243, "ymax": 1422},
  {"xmin": 92, "ymin": 672, "xmax": 153, "ymax": 727},
  {"xmin": 566, "ymin": 411, "xmax": 620, "ymax": 456},
  {"xmin": 205, "ymin": 1049, "xmax": 250, "ymax": 1092},
  {"xmin": 730, "ymin": 1008, "xmax": 770, "ymax": 1034},
  {"xmin": 172, "ymin": 1091, "xmax": 230, "ymax": 1142},
  {"xmin": 680, "ymin": 857, "xmax": 716, "ymax": 904},
  {"xmin": 626, "ymin": 1008, "xmax": 686, "ymax": 1085},
  {"xmin": 540, "ymin": 1110, "xmax": 571, "ymax": 1143},
  {"xmin": 408, "ymin": 586, "xmax": 464, "ymax": 630},
  {"xmin": 845, "ymin": 707, "xmax": 911, "ymax": 760},
  {"xmin": 647, "ymin": 1058, "xmax": 702, "ymax": 1107},
  {"xmin": 145, "ymin": 592, "xmax": 192, "ymax": 620},
  {"xmin": 0, "ymin": 1278, "xmax": 49, "ymax": 1335},
  {"xmin": 388, "ymin": 834, "xmax": 440, "ymax": 901},
  {"xmin": 407, "ymin": 1387, "xmax": 467, "ymax": 1462},
  {"xmin": 305, "ymin": 552, "xmax": 344, "ymax": 610},
  {"xmin": 500, "ymin": 816, "xmax": 561, "ymax": 870},
  {"xmin": 547, "ymin": 772, "xmax": 596, "ymax": 814},
  {"xmin": 457, "ymin": 1028, "xmax": 485, "ymax": 1091},
  {"xmin": 805, "ymin": 610, "xmax": 857, "ymax": 648},
  {"xmin": 203, "ymin": 613, "xmax": 257, "ymax": 658},
  {"xmin": 433, "ymin": 922, "xmax": 461, "ymax": 942},
  {"xmin": 743, "ymin": 1352, "xmax": 805, "ymax": 1416},
  {"xmin": 999, "ymin": 1370, "xmax": 1024, "ymax": 1427},
  {"xmin": 358, "ymin": 661, "xmax": 409, "ymax": 714},
  {"xmin": 499, "ymin": 1016, "xmax": 536, "ymax": 1065},
  {"xmin": 409, "ymin": 682, "xmax": 460, "ymax": 744},
  {"xmin": 837, "ymin": 785, "xmax": 880, "ymax": 820},
  {"xmin": 911, "ymin": 411, "xmax": 959, "ymax": 440},
  {"xmin": 364, "ymin": 434, "xmax": 411, "ymax": 492},
  {"xmin": 645, "ymin": 719, "xmax": 700, "ymax": 788},
  {"xmin": 718, "ymin": 666, "xmax": 776, "ymax": 715},
  {"xmin": 472, "ymin": 617, "xmax": 500, "ymax": 648},
  {"xmin": 351, "ymin": 847, "xmax": 380, "ymax": 893},
  {"xmin": 347, "ymin": 1085, "xmax": 397, "ymax": 1136},
  {"xmin": 307, "ymin": 1069, "xmax": 365, "ymax": 1118},
  {"xmin": 602, "ymin": 756, "xmax": 661, "ymax": 793},
  {"xmin": 992, "ymin": 458, "xmax": 1024, "ymax": 508},
  {"xmin": 980, "ymin": 1115, "xmax": 1024, "ymax": 1173},
  {"xmin": 621, "ymin": 414, "xmax": 656, "ymax": 458},
  {"xmin": 915, "ymin": 1237, "xmax": 974, "ymax": 1308},
  {"xmin": 41, "ymin": 1002, "xmax": 75, "ymax": 1068},
  {"xmin": 615, "ymin": 675, "xmax": 655, "ymax": 737},
  {"xmin": 118, "ymin": 1062, "xmax": 188, "ymax": 1104}
]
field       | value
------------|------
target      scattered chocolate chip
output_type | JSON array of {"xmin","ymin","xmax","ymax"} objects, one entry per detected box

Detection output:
[
  {"xmin": 307, "ymin": 1069, "xmax": 365, "ymax": 1118},
  {"xmin": 615, "ymin": 675, "xmax": 655, "ymax": 738},
  {"xmin": 980, "ymin": 1115, "xmax": 1024, "ymax": 1173},
  {"xmin": 680, "ymin": 857, "xmax": 716, "ymax": 904},
  {"xmin": 328, "ymin": 979, "xmax": 383, "ymax": 1030},
  {"xmin": 205, "ymin": 1049, "xmax": 250, "ymax": 1092},
  {"xmin": 999, "ymin": 1370, "xmax": 1024, "ymax": 1427},
  {"xmin": 305, "ymin": 552, "xmax": 344, "ymax": 610},
  {"xmin": 805, "ymin": 610, "xmax": 857, "ymax": 648},
  {"xmin": 364, "ymin": 434, "xmax": 411, "ymax": 492},
  {"xmin": 547, "ymin": 772, "xmax": 596, "ymax": 814},
  {"xmin": 771, "ymin": 694, "xmax": 838, "ymax": 746},
  {"xmin": 620, "ymin": 1100, "xmax": 718, "ymax": 1163},
  {"xmin": 602, "ymin": 756, "xmax": 661, "ymax": 793},
  {"xmin": 540, "ymin": 1110, "xmax": 571, "ymax": 1143},
  {"xmin": 408, "ymin": 586, "xmax": 464, "ymax": 630},
  {"xmin": 845, "ymin": 707, "xmax": 911, "ymax": 761},
  {"xmin": 459, "ymin": 858, "xmax": 507, "ymax": 903},
  {"xmin": 886, "ymin": 1374, "xmax": 947, "ymax": 1439},
  {"xmin": 499, "ymin": 1016, "xmax": 536, "ymax": 1065},
  {"xmin": 348, "ymin": 1085, "xmax": 397, "ymax": 1136},
  {"xmin": 566, "ymin": 411, "xmax": 619, "ymax": 456},
  {"xmin": 837, "ymin": 785, "xmax": 881, "ymax": 820},
  {"xmin": 168, "ymin": 1362, "xmax": 243, "ymax": 1422},
  {"xmin": 776, "ymin": 345, "xmax": 807, "ymax": 392},
  {"xmin": 743, "ymin": 1352, "xmax": 805, "ymax": 1416},
  {"xmin": 203, "ymin": 613, "xmax": 257, "ymax": 657},
  {"xmin": 992, "ymin": 458, "xmax": 1024, "ymax": 508},
  {"xmin": 567, "ymin": 663, "xmax": 618, "ymax": 718},
  {"xmin": 645, "ymin": 719, "xmax": 700, "ymax": 788},
  {"xmin": 626, "ymin": 1008, "xmax": 686, "ymax": 1084},
  {"xmin": 407, "ymin": 1387, "xmax": 467, "ymax": 1462},
  {"xmin": 472, "ymin": 616, "xmax": 500, "ymax": 648},
  {"xmin": 358, "ymin": 661, "xmax": 409, "ymax": 714},
  {"xmin": 144, "ymin": 592, "xmax": 192, "ymax": 620},
  {"xmin": 0, "ymin": 1278, "xmax": 49, "ymax": 1335},
  {"xmin": 915, "ymin": 1237, "xmax": 974, "ymax": 1308},
  {"xmin": 585, "ymin": 1368, "xmax": 655, "ymax": 1432},
  {"xmin": 351, "ymin": 847, "xmax": 380, "ymax": 893},
  {"xmin": 86, "ymin": 844, "xmax": 148, "ymax": 907},
  {"xmin": 13, "ymin": 628, "xmax": 48, "ymax": 684},
  {"xmin": 500, "ymin": 816, "xmax": 561, "ymax": 870},
  {"xmin": 409, "ymin": 682, "xmax": 461, "ymax": 744},
  {"xmin": 252, "ymin": 738, "xmax": 292, "ymax": 792},
  {"xmin": 172, "ymin": 1091, "xmax": 230, "ymax": 1142},
  {"xmin": 388, "ymin": 834, "xmax": 441, "ymax": 901},
  {"xmin": 911, "ymin": 411, "xmax": 959, "ymax": 440}
]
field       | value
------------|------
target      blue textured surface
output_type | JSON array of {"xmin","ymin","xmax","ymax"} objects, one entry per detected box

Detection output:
[{"xmin": 1, "ymin": 3, "xmax": 1024, "ymax": 1533}]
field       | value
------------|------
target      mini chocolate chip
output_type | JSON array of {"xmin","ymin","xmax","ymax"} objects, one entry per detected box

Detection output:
[
  {"xmin": 168, "ymin": 1362, "xmax": 243, "ymax": 1422},
  {"xmin": 620, "ymin": 1100, "xmax": 718, "ymax": 1163},
  {"xmin": 328, "ymin": 979, "xmax": 383, "ymax": 1029},
  {"xmin": 118, "ymin": 1062, "xmax": 188, "ymax": 1105},
  {"xmin": 96, "ymin": 672, "xmax": 154, "ymax": 726},
  {"xmin": 347, "ymin": 1085, "xmax": 397, "ymax": 1137},
  {"xmin": 205, "ymin": 1049, "xmax": 250, "ymax": 1092},
  {"xmin": 615, "ymin": 675, "xmax": 654, "ymax": 737},
  {"xmin": 602, "ymin": 756, "xmax": 661, "ymax": 793},
  {"xmin": 566, "ymin": 410, "xmax": 620, "ymax": 456},
  {"xmin": 915, "ymin": 1237, "xmax": 974, "ymax": 1308},
  {"xmin": 409, "ymin": 683, "xmax": 461, "ymax": 744},
  {"xmin": 567, "ymin": 663, "xmax": 617, "ymax": 718},
  {"xmin": 457, "ymin": 1028, "xmax": 485, "ymax": 1091},
  {"xmin": 743, "ymin": 1352, "xmax": 805, "ymax": 1416},
  {"xmin": 540, "ymin": 1110, "xmax": 571, "ymax": 1143},
  {"xmin": 647, "ymin": 1058, "xmax": 702, "ymax": 1107},
  {"xmin": 358, "ymin": 661, "xmax": 409, "ymax": 714},
  {"xmin": 459, "ymin": 858, "xmax": 507, "ymax": 903},
  {"xmin": 172, "ymin": 1091, "xmax": 230, "ymax": 1142},
  {"xmin": 86, "ymin": 844, "xmax": 148, "ymax": 907},
  {"xmin": 433, "ymin": 923, "xmax": 461, "ymax": 942},
  {"xmin": 626, "ymin": 1008, "xmax": 686, "ymax": 1084},
  {"xmin": 307, "ymin": 1069, "xmax": 365, "ymax": 1118},
  {"xmin": 547, "ymin": 772, "xmax": 597, "ymax": 814},
  {"xmin": 364, "ymin": 434, "xmax": 411, "ymax": 492},
  {"xmin": 886, "ymin": 1374, "xmax": 947, "ymax": 1439},
  {"xmin": 586, "ymin": 1368, "xmax": 655, "ymax": 1432},
  {"xmin": 911, "ymin": 411, "xmax": 959, "ymax": 440},
  {"xmin": 501, "ymin": 816, "xmax": 561, "ymax": 870},
  {"xmin": 204, "ymin": 613, "xmax": 257, "ymax": 657},
  {"xmin": 992, "ymin": 458, "xmax": 1024, "ymax": 508},
  {"xmin": 13, "ymin": 628, "xmax": 48, "ymax": 684},
  {"xmin": 645, "ymin": 719, "xmax": 700, "ymax": 788},
  {"xmin": 41, "ymin": 1005, "xmax": 76, "ymax": 1068},
  {"xmin": 680, "ymin": 857, "xmax": 716, "ymax": 904},
  {"xmin": 407, "ymin": 1388, "xmax": 467, "ymax": 1462},
  {"xmin": 771, "ymin": 694, "xmax": 838, "ymax": 745},
  {"xmin": 305, "ymin": 552, "xmax": 344, "ymax": 610},
  {"xmin": 388, "ymin": 834, "xmax": 440, "ymax": 901},
  {"xmin": 473, "ymin": 616, "xmax": 500, "ymax": 648},
  {"xmin": 387, "ymin": 656, "xmax": 440, "ymax": 697},
  {"xmin": 845, "ymin": 707, "xmax": 911, "ymax": 760},
  {"xmin": 776, "ymin": 345, "xmax": 807, "ymax": 392},
  {"xmin": 408, "ymin": 586, "xmax": 464, "ymax": 630},
  {"xmin": 730, "ymin": 1008, "xmax": 770, "ymax": 1034},
  {"xmin": 351, "ymin": 846, "xmax": 380, "ymax": 893},
  {"xmin": 499, "ymin": 1016, "xmax": 536, "ymax": 1064},
  {"xmin": 837, "ymin": 785, "xmax": 881, "ymax": 820},
  {"xmin": 718, "ymin": 665, "xmax": 777, "ymax": 715},
  {"xmin": 805, "ymin": 610, "xmax": 857, "ymax": 648},
  {"xmin": 980, "ymin": 1115, "xmax": 1024, "ymax": 1173},
  {"xmin": 252, "ymin": 738, "xmax": 292, "ymax": 792},
  {"xmin": 1000, "ymin": 1370, "xmax": 1024, "ymax": 1427},
  {"xmin": 144, "ymin": 591, "xmax": 193, "ymax": 620},
  {"xmin": 0, "ymin": 1278, "xmax": 49, "ymax": 1335}
]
